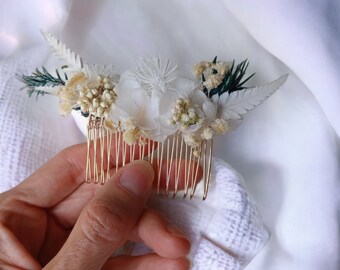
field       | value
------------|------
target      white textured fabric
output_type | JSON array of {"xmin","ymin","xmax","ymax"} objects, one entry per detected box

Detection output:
[
  {"xmin": 0, "ymin": 1, "xmax": 339, "ymax": 270},
  {"xmin": 0, "ymin": 47, "xmax": 84, "ymax": 190},
  {"xmin": 135, "ymin": 159, "xmax": 269, "ymax": 269},
  {"xmin": 113, "ymin": 158, "xmax": 268, "ymax": 270}
]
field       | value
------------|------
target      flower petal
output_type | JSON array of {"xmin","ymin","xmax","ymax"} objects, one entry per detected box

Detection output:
[
  {"xmin": 159, "ymin": 90, "xmax": 179, "ymax": 115},
  {"xmin": 115, "ymin": 71, "xmax": 140, "ymax": 95},
  {"xmin": 203, "ymin": 100, "xmax": 217, "ymax": 121}
]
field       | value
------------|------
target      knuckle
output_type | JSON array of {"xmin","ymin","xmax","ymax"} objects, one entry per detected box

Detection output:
[{"xmin": 82, "ymin": 200, "xmax": 128, "ymax": 244}]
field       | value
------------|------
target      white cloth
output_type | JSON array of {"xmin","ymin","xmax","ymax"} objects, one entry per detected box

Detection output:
[
  {"xmin": 138, "ymin": 159, "xmax": 269, "ymax": 269},
  {"xmin": 0, "ymin": 47, "xmax": 84, "ymax": 189},
  {"xmin": 0, "ymin": 46, "xmax": 268, "ymax": 269},
  {"xmin": 0, "ymin": 1, "xmax": 339, "ymax": 270}
]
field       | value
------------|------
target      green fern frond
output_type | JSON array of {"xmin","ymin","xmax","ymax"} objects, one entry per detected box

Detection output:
[{"xmin": 18, "ymin": 67, "xmax": 65, "ymax": 99}]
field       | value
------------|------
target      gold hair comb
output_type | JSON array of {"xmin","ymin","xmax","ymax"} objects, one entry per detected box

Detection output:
[{"xmin": 19, "ymin": 31, "xmax": 288, "ymax": 199}]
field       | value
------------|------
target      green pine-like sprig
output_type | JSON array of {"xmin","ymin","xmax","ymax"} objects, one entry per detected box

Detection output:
[{"xmin": 19, "ymin": 67, "xmax": 66, "ymax": 99}]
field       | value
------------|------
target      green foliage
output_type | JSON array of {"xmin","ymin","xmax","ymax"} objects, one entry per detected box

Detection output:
[
  {"xmin": 18, "ymin": 67, "xmax": 66, "ymax": 99},
  {"xmin": 203, "ymin": 58, "xmax": 255, "ymax": 98}
]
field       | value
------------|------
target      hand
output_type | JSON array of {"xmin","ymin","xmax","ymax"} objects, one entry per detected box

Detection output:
[{"xmin": 0, "ymin": 143, "xmax": 191, "ymax": 269}]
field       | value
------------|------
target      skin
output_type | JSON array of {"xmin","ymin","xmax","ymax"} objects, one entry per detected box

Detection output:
[{"xmin": 0, "ymin": 142, "xmax": 196, "ymax": 270}]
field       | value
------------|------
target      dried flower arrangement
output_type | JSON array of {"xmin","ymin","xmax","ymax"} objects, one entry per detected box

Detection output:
[{"xmin": 19, "ymin": 31, "xmax": 288, "ymax": 199}]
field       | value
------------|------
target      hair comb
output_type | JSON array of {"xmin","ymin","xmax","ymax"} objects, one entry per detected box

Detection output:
[{"xmin": 19, "ymin": 31, "xmax": 288, "ymax": 200}]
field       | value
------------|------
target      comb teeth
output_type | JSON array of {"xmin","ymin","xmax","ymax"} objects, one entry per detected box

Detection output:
[{"xmin": 85, "ymin": 116, "xmax": 213, "ymax": 200}]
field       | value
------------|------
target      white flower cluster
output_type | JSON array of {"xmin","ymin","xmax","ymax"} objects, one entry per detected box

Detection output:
[
  {"xmin": 169, "ymin": 98, "xmax": 202, "ymax": 128},
  {"xmin": 193, "ymin": 60, "xmax": 230, "ymax": 90},
  {"xmin": 77, "ymin": 75, "xmax": 116, "ymax": 118},
  {"xmin": 31, "ymin": 32, "xmax": 287, "ymax": 150},
  {"xmin": 56, "ymin": 70, "xmax": 117, "ymax": 118},
  {"xmin": 52, "ymin": 56, "xmax": 286, "ymax": 148}
]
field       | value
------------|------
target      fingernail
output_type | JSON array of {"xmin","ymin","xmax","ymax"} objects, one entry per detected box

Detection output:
[
  {"xmin": 119, "ymin": 160, "xmax": 154, "ymax": 197},
  {"xmin": 182, "ymin": 257, "xmax": 192, "ymax": 269},
  {"xmin": 166, "ymin": 223, "xmax": 190, "ymax": 240},
  {"xmin": 183, "ymin": 257, "xmax": 192, "ymax": 269}
]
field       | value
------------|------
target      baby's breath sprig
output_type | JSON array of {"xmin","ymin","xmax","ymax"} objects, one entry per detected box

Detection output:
[
  {"xmin": 19, "ymin": 67, "xmax": 66, "ymax": 99},
  {"xmin": 194, "ymin": 57, "xmax": 255, "ymax": 98},
  {"xmin": 169, "ymin": 98, "xmax": 202, "ymax": 128}
]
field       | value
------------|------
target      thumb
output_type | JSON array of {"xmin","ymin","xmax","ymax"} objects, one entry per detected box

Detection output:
[{"xmin": 45, "ymin": 160, "xmax": 154, "ymax": 270}]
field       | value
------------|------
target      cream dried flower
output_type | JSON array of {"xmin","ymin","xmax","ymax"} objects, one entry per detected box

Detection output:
[
  {"xmin": 169, "ymin": 98, "xmax": 201, "ymax": 128},
  {"xmin": 104, "ymin": 119, "xmax": 117, "ymax": 131},
  {"xmin": 123, "ymin": 128, "xmax": 141, "ymax": 145},
  {"xmin": 193, "ymin": 61, "xmax": 209, "ymax": 78},
  {"xmin": 77, "ymin": 74, "xmax": 117, "ymax": 118},
  {"xmin": 213, "ymin": 61, "xmax": 229, "ymax": 76},
  {"xmin": 57, "ymin": 73, "xmax": 84, "ymax": 116},
  {"xmin": 203, "ymin": 74, "xmax": 223, "ymax": 90},
  {"xmin": 211, "ymin": 118, "xmax": 229, "ymax": 134},
  {"xmin": 201, "ymin": 127, "xmax": 215, "ymax": 140},
  {"xmin": 122, "ymin": 117, "xmax": 136, "ymax": 130},
  {"xmin": 183, "ymin": 133, "xmax": 201, "ymax": 147}
]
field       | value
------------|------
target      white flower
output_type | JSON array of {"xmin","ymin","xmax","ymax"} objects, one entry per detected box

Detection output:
[
  {"xmin": 111, "ymin": 85, "xmax": 158, "ymax": 130},
  {"xmin": 111, "ymin": 57, "xmax": 177, "ymax": 141},
  {"xmin": 169, "ymin": 97, "xmax": 201, "ymax": 128},
  {"xmin": 56, "ymin": 65, "xmax": 119, "ymax": 118},
  {"xmin": 132, "ymin": 57, "xmax": 177, "ymax": 98},
  {"xmin": 104, "ymin": 119, "xmax": 117, "ymax": 131},
  {"xmin": 193, "ymin": 59, "xmax": 231, "ymax": 92},
  {"xmin": 159, "ymin": 78, "xmax": 209, "ymax": 135},
  {"xmin": 57, "ymin": 72, "xmax": 85, "ymax": 116},
  {"xmin": 193, "ymin": 61, "xmax": 210, "ymax": 78},
  {"xmin": 201, "ymin": 127, "xmax": 215, "ymax": 140},
  {"xmin": 203, "ymin": 74, "xmax": 223, "ymax": 90},
  {"xmin": 183, "ymin": 133, "xmax": 201, "ymax": 147},
  {"xmin": 123, "ymin": 128, "xmax": 141, "ymax": 145},
  {"xmin": 120, "ymin": 117, "xmax": 135, "ymax": 130},
  {"xmin": 211, "ymin": 118, "xmax": 230, "ymax": 134}
]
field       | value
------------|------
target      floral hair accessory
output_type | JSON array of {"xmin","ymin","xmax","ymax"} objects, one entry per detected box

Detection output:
[{"xmin": 19, "ymin": 31, "xmax": 288, "ymax": 200}]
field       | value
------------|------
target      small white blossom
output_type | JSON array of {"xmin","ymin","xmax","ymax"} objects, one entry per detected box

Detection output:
[
  {"xmin": 193, "ymin": 61, "xmax": 209, "ymax": 78},
  {"xmin": 77, "ymin": 74, "xmax": 117, "ymax": 118},
  {"xmin": 193, "ymin": 59, "xmax": 230, "ymax": 91},
  {"xmin": 183, "ymin": 133, "xmax": 201, "ymax": 147},
  {"xmin": 201, "ymin": 127, "xmax": 215, "ymax": 140},
  {"xmin": 203, "ymin": 74, "xmax": 223, "ymax": 90},
  {"xmin": 169, "ymin": 98, "xmax": 201, "ymax": 128},
  {"xmin": 57, "ymin": 73, "xmax": 85, "ymax": 116},
  {"xmin": 181, "ymin": 114, "xmax": 190, "ymax": 122},
  {"xmin": 104, "ymin": 119, "xmax": 117, "ymax": 131},
  {"xmin": 123, "ymin": 128, "xmax": 140, "ymax": 145},
  {"xmin": 193, "ymin": 150, "xmax": 200, "ymax": 157},
  {"xmin": 211, "ymin": 118, "xmax": 229, "ymax": 134},
  {"xmin": 122, "ymin": 117, "xmax": 136, "ymax": 130}
]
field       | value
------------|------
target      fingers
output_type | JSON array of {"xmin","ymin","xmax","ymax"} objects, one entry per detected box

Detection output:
[
  {"xmin": 102, "ymin": 254, "xmax": 190, "ymax": 270},
  {"xmin": 49, "ymin": 181, "xmax": 98, "ymax": 228},
  {"xmin": 0, "ymin": 224, "xmax": 41, "ymax": 270},
  {"xmin": 13, "ymin": 144, "xmax": 87, "ymax": 208},
  {"xmin": 50, "ymin": 158, "xmax": 202, "ymax": 228},
  {"xmin": 134, "ymin": 209, "xmax": 191, "ymax": 259},
  {"xmin": 44, "ymin": 160, "xmax": 154, "ymax": 270},
  {"xmin": 13, "ymin": 137, "xmax": 150, "ymax": 208}
]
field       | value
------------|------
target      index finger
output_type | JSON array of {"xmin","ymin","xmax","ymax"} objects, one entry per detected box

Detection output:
[{"xmin": 13, "ymin": 137, "xmax": 148, "ymax": 208}]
